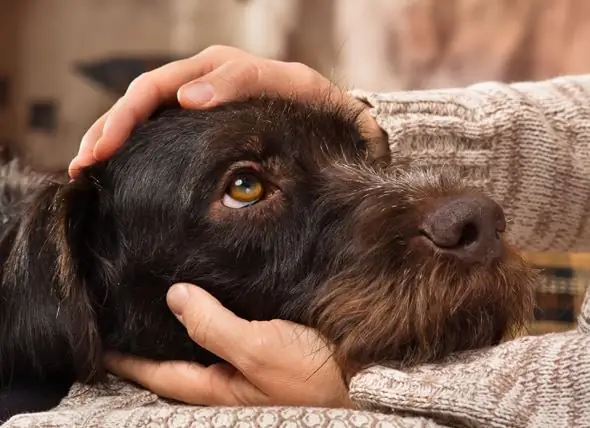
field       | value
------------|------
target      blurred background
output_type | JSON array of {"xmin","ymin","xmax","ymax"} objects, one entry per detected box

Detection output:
[
  {"xmin": 2, "ymin": 0, "xmax": 589, "ymax": 172},
  {"xmin": 1, "ymin": 0, "xmax": 589, "ymax": 334}
]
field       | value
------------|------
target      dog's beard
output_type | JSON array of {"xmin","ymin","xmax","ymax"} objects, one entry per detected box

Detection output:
[
  {"xmin": 308, "ymin": 244, "xmax": 536, "ymax": 376},
  {"xmin": 300, "ymin": 167, "xmax": 537, "ymax": 377}
]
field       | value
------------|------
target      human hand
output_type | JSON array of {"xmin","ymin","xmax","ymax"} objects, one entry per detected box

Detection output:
[
  {"xmin": 70, "ymin": 45, "xmax": 383, "ymax": 178},
  {"xmin": 104, "ymin": 283, "xmax": 353, "ymax": 408}
]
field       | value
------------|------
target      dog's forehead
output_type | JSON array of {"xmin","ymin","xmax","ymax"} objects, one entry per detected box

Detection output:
[
  {"xmin": 199, "ymin": 99, "xmax": 366, "ymax": 159},
  {"xmin": 105, "ymin": 99, "xmax": 370, "ymax": 198}
]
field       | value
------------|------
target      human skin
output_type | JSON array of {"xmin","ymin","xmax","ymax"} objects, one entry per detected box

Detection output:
[{"xmin": 106, "ymin": 283, "xmax": 353, "ymax": 408}]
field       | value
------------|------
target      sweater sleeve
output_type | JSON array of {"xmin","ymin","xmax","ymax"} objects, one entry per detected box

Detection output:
[
  {"xmin": 350, "ymin": 75, "xmax": 590, "ymax": 253},
  {"xmin": 348, "ymin": 331, "xmax": 590, "ymax": 427}
]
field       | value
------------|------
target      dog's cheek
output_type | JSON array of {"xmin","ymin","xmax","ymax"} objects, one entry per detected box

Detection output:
[
  {"xmin": 483, "ymin": 246, "xmax": 537, "ymax": 341},
  {"xmin": 306, "ymin": 264, "xmax": 463, "ymax": 373},
  {"xmin": 305, "ymin": 270, "xmax": 410, "ymax": 375}
]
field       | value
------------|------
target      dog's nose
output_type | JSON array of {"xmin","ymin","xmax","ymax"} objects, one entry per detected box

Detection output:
[{"xmin": 419, "ymin": 195, "xmax": 506, "ymax": 265}]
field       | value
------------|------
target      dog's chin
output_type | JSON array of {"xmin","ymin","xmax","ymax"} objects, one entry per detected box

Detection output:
[{"xmin": 307, "ymin": 240, "xmax": 537, "ymax": 378}]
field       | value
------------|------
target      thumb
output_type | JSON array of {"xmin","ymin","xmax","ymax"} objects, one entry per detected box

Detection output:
[
  {"xmin": 177, "ymin": 59, "xmax": 326, "ymax": 110},
  {"xmin": 166, "ymin": 283, "xmax": 254, "ymax": 369},
  {"xmin": 177, "ymin": 60, "xmax": 266, "ymax": 109}
]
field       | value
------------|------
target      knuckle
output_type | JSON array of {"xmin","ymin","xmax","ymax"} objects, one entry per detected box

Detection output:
[
  {"xmin": 234, "ymin": 60, "xmax": 261, "ymax": 81},
  {"xmin": 216, "ymin": 60, "xmax": 261, "ymax": 92},
  {"xmin": 126, "ymin": 72, "xmax": 154, "ymax": 94},
  {"xmin": 285, "ymin": 61, "xmax": 309, "ymax": 71},
  {"xmin": 284, "ymin": 61, "xmax": 319, "ymax": 81},
  {"xmin": 236, "ymin": 322, "xmax": 267, "ymax": 368},
  {"xmin": 198, "ymin": 44, "xmax": 238, "ymax": 58},
  {"xmin": 186, "ymin": 313, "xmax": 212, "ymax": 348}
]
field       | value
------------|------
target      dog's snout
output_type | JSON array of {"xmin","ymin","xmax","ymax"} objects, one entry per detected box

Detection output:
[{"xmin": 419, "ymin": 195, "xmax": 506, "ymax": 265}]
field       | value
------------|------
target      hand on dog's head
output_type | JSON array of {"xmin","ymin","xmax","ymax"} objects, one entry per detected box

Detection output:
[{"xmin": 0, "ymin": 96, "xmax": 536, "ymax": 392}]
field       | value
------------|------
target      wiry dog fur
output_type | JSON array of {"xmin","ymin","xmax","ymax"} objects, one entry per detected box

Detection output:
[{"xmin": 0, "ymin": 97, "xmax": 537, "ymax": 420}]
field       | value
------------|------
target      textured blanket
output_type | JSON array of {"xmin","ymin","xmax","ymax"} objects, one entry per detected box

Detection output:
[{"xmin": 4, "ymin": 75, "xmax": 590, "ymax": 427}]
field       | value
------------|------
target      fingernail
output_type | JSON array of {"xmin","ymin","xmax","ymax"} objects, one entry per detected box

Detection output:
[
  {"xmin": 167, "ymin": 283, "xmax": 190, "ymax": 316},
  {"xmin": 181, "ymin": 82, "xmax": 215, "ymax": 105}
]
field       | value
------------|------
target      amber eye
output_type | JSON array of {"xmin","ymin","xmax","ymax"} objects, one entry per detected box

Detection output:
[{"xmin": 222, "ymin": 173, "xmax": 264, "ymax": 208}]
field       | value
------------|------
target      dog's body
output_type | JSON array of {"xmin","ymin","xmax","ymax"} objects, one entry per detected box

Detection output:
[{"xmin": 0, "ymin": 98, "xmax": 536, "ymax": 421}]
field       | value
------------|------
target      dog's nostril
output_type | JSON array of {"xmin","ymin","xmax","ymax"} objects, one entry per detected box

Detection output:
[
  {"xmin": 457, "ymin": 222, "xmax": 478, "ymax": 248},
  {"xmin": 419, "ymin": 195, "xmax": 506, "ymax": 265}
]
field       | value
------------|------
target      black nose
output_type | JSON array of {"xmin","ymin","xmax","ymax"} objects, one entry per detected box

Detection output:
[{"xmin": 419, "ymin": 195, "xmax": 506, "ymax": 265}]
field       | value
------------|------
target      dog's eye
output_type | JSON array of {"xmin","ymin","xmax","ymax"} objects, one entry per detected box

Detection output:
[{"xmin": 222, "ymin": 173, "xmax": 264, "ymax": 208}]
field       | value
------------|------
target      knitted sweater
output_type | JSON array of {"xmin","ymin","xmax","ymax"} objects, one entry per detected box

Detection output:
[{"xmin": 4, "ymin": 75, "xmax": 590, "ymax": 428}]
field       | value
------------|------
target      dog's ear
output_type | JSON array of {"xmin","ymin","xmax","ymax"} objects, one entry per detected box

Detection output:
[
  {"xmin": 1, "ymin": 173, "xmax": 117, "ymax": 383},
  {"xmin": 52, "ymin": 173, "xmax": 122, "ymax": 381}
]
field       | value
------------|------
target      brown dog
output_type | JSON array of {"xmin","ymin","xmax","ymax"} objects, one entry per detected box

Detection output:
[{"xmin": 0, "ymin": 97, "xmax": 537, "ymax": 421}]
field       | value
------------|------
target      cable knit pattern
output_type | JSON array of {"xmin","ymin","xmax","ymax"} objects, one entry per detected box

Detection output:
[{"xmin": 4, "ymin": 76, "xmax": 590, "ymax": 427}]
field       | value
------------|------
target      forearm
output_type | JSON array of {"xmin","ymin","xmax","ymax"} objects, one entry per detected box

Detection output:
[
  {"xmin": 351, "ymin": 75, "xmax": 590, "ymax": 252},
  {"xmin": 349, "ymin": 331, "xmax": 590, "ymax": 427}
]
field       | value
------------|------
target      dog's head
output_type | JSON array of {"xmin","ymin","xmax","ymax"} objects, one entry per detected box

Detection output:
[{"xmin": 15, "ymin": 97, "xmax": 536, "ymax": 380}]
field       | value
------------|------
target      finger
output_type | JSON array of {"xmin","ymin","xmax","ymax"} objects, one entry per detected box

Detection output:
[
  {"xmin": 167, "ymin": 284, "xmax": 258, "ymax": 370},
  {"xmin": 176, "ymin": 60, "xmax": 261, "ymax": 108},
  {"xmin": 104, "ymin": 353, "xmax": 266, "ymax": 406},
  {"xmin": 68, "ymin": 108, "xmax": 113, "ymax": 178},
  {"xmin": 94, "ymin": 46, "xmax": 249, "ymax": 161},
  {"xmin": 177, "ymin": 60, "xmax": 328, "ymax": 109},
  {"xmin": 68, "ymin": 152, "xmax": 95, "ymax": 179}
]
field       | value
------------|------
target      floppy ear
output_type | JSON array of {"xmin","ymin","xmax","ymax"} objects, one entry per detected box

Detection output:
[{"xmin": 0, "ymin": 173, "xmax": 118, "ymax": 384}]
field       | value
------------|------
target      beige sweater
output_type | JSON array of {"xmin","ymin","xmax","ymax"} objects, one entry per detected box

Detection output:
[{"xmin": 4, "ymin": 75, "xmax": 590, "ymax": 428}]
